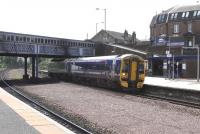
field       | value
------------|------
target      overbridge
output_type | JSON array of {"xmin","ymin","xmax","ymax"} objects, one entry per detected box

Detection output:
[{"xmin": 0, "ymin": 31, "xmax": 95, "ymax": 79}]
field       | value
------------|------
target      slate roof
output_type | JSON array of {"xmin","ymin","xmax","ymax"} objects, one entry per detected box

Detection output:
[
  {"xmin": 150, "ymin": 4, "xmax": 200, "ymax": 26},
  {"xmin": 163, "ymin": 4, "xmax": 200, "ymax": 14},
  {"xmin": 104, "ymin": 30, "xmax": 132, "ymax": 41}
]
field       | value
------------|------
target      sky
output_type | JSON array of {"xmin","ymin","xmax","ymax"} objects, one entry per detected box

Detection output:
[{"xmin": 0, "ymin": 0, "xmax": 198, "ymax": 41}]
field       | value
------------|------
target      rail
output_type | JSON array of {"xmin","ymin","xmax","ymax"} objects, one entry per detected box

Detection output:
[
  {"xmin": 139, "ymin": 85, "xmax": 200, "ymax": 109},
  {"xmin": 0, "ymin": 69, "xmax": 92, "ymax": 134}
]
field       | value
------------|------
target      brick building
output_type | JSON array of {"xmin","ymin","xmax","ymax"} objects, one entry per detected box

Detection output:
[{"xmin": 149, "ymin": 4, "xmax": 200, "ymax": 78}]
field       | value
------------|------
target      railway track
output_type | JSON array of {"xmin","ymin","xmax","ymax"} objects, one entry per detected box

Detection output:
[
  {"xmin": 138, "ymin": 87, "xmax": 200, "ymax": 109},
  {"xmin": 0, "ymin": 69, "xmax": 92, "ymax": 134},
  {"xmin": 39, "ymin": 69, "xmax": 200, "ymax": 109}
]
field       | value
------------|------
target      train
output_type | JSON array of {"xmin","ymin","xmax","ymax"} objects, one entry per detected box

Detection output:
[{"xmin": 48, "ymin": 54, "xmax": 146, "ymax": 90}]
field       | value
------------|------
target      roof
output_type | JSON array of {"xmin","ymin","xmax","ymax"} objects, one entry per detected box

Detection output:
[
  {"xmin": 150, "ymin": 4, "xmax": 200, "ymax": 26},
  {"xmin": 105, "ymin": 30, "xmax": 132, "ymax": 41},
  {"xmin": 150, "ymin": 15, "xmax": 158, "ymax": 27},
  {"xmin": 91, "ymin": 29, "xmax": 140, "ymax": 43},
  {"xmin": 161, "ymin": 4, "xmax": 200, "ymax": 14},
  {"xmin": 106, "ymin": 43, "xmax": 147, "ymax": 55}
]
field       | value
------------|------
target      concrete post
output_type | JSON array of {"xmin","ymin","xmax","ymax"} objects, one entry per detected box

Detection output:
[{"xmin": 23, "ymin": 57, "xmax": 29, "ymax": 79}]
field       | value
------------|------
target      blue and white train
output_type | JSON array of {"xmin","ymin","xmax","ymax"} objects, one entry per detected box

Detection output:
[{"xmin": 48, "ymin": 54, "xmax": 146, "ymax": 90}]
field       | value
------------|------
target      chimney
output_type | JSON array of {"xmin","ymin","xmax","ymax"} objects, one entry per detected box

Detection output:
[
  {"xmin": 124, "ymin": 30, "xmax": 129, "ymax": 41},
  {"xmin": 132, "ymin": 31, "xmax": 136, "ymax": 45}
]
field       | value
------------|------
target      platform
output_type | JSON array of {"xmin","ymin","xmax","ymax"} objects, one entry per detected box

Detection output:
[
  {"xmin": 144, "ymin": 77, "xmax": 200, "ymax": 91},
  {"xmin": 0, "ymin": 87, "xmax": 75, "ymax": 134}
]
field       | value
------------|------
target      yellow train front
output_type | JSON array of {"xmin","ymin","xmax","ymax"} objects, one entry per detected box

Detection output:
[
  {"xmin": 119, "ymin": 54, "xmax": 145, "ymax": 90},
  {"xmin": 48, "ymin": 54, "xmax": 146, "ymax": 91}
]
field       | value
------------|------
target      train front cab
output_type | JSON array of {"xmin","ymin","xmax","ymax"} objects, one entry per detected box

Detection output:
[{"xmin": 120, "ymin": 57, "xmax": 145, "ymax": 89}]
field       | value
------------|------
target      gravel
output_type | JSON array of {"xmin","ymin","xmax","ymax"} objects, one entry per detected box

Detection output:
[{"xmin": 7, "ymin": 69, "xmax": 200, "ymax": 134}]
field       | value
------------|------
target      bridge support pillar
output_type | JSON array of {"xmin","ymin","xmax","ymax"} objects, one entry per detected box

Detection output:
[
  {"xmin": 23, "ymin": 57, "xmax": 29, "ymax": 80},
  {"xmin": 35, "ymin": 56, "xmax": 39, "ymax": 78},
  {"xmin": 31, "ymin": 57, "xmax": 36, "ymax": 79}
]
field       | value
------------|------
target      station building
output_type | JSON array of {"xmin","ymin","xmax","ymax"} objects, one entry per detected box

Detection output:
[
  {"xmin": 91, "ymin": 4, "xmax": 200, "ymax": 79},
  {"xmin": 149, "ymin": 4, "xmax": 200, "ymax": 78}
]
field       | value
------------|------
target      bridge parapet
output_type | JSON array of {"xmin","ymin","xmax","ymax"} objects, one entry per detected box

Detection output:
[{"xmin": 0, "ymin": 31, "xmax": 95, "ymax": 57}]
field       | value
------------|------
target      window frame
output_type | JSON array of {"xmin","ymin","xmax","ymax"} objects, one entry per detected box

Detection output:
[{"xmin": 173, "ymin": 23, "xmax": 179, "ymax": 33}]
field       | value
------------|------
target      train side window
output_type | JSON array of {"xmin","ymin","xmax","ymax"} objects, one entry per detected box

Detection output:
[
  {"xmin": 11, "ymin": 35, "xmax": 14, "ymax": 41},
  {"xmin": 7, "ymin": 35, "xmax": 10, "ymax": 41},
  {"xmin": 20, "ymin": 37, "xmax": 23, "ymax": 42},
  {"xmin": 27, "ymin": 37, "xmax": 30, "ymax": 42},
  {"xmin": 48, "ymin": 39, "xmax": 50, "ymax": 44},
  {"xmin": 41, "ymin": 39, "xmax": 44, "ymax": 43},
  {"xmin": 23, "ymin": 37, "xmax": 26, "ymax": 42},
  {"xmin": 45, "ymin": 39, "xmax": 47, "ymax": 44},
  {"xmin": 31, "ymin": 38, "xmax": 34, "ymax": 43},
  {"xmin": 54, "ymin": 40, "xmax": 56, "ymax": 44},
  {"xmin": 51, "ymin": 40, "xmax": 53, "ymax": 44},
  {"xmin": 138, "ymin": 64, "xmax": 144, "ymax": 73},
  {"xmin": 115, "ymin": 61, "xmax": 121, "ymax": 74},
  {"xmin": 3, "ymin": 35, "xmax": 6, "ymax": 41},
  {"xmin": 16, "ymin": 36, "xmax": 19, "ymax": 41},
  {"xmin": 38, "ymin": 38, "xmax": 41, "ymax": 43},
  {"xmin": 35, "ymin": 38, "xmax": 37, "ymax": 43}
]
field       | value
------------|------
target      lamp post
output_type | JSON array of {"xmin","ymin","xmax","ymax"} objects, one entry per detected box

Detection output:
[
  {"xmin": 96, "ymin": 22, "xmax": 104, "ymax": 34},
  {"xmin": 96, "ymin": 8, "xmax": 106, "ymax": 31}
]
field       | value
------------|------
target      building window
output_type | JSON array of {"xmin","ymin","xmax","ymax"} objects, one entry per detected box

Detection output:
[
  {"xmin": 174, "ymin": 24, "xmax": 179, "ymax": 33},
  {"xmin": 188, "ymin": 40, "xmax": 192, "ymax": 47},
  {"xmin": 188, "ymin": 23, "xmax": 192, "ymax": 32}
]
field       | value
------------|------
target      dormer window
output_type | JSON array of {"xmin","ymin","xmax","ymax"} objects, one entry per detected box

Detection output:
[
  {"xmin": 197, "ymin": 11, "xmax": 200, "ymax": 16},
  {"xmin": 170, "ymin": 13, "xmax": 178, "ymax": 20},
  {"xmin": 193, "ymin": 11, "xmax": 197, "ymax": 17},
  {"xmin": 174, "ymin": 13, "xmax": 178, "ymax": 19},
  {"xmin": 182, "ymin": 12, "xmax": 185, "ymax": 18},
  {"xmin": 182, "ymin": 12, "xmax": 189, "ymax": 18},
  {"xmin": 170, "ymin": 14, "xmax": 174, "ymax": 20},
  {"xmin": 185, "ymin": 12, "xmax": 189, "ymax": 18}
]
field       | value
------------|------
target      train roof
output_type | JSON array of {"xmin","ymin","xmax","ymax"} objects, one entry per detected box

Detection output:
[{"xmin": 64, "ymin": 54, "xmax": 143, "ymax": 62}]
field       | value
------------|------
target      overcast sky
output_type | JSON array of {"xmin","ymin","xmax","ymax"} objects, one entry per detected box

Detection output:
[{"xmin": 0, "ymin": 0, "xmax": 197, "ymax": 40}]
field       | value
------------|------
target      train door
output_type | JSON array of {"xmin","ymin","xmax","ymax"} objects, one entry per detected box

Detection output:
[{"xmin": 130, "ymin": 61, "xmax": 137, "ymax": 81}]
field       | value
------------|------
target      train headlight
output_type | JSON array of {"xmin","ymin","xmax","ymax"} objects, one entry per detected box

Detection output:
[
  {"xmin": 122, "ymin": 73, "xmax": 126, "ymax": 76},
  {"xmin": 139, "ymin": 74, "xmax": 144, "ymax": 80}
]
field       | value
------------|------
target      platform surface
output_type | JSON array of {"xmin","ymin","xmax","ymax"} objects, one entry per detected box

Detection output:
[
  {"xmin": 144, "ymin": 77, "xmax": 200, "ymax": 91},
  {"xmin": 0, "ymin": 87, "xmax": 75, "ymax": 134}
]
